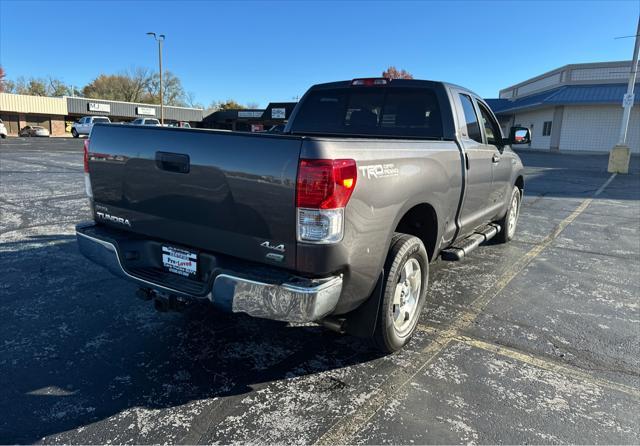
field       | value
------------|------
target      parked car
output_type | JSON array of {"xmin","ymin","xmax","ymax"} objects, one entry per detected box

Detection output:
[
  {"xmin": 0, "ymin": 119, "xmax": 7, "ymax": 139},
  {"xmin": 76, "ymin": 77, "xmax": 529, "ymax": 353},
  {"xmin": 131, "ymin": 118, "xmax": 161, "ymax": 126},
  {"xmin": 19, "ymin": 125, "xmax": 50, "ymax": 137},
  {"xmin": 72, "ymin": 116, "xmax": 111, "ymax": 138},
  {"xmin": 165, "ymin": 121, "xmax": 191, "ymax": 128}
]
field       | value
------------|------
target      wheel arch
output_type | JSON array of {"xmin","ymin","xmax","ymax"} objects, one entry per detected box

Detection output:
[
  {"xmin": 515, "ymin": 174, "xmax": 524, "ymax": 195},
  {"xmin": 393, "ymin": 202, "xmax": 440, "ymax": 261}
]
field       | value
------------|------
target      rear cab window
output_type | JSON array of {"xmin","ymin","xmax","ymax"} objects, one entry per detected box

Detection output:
[
  {"xmin": 458, "ymin": 94, "xmax": 482, "ymax": 143},
  {"xmin": 93, "ymin": 117, "xmax": 110, "ymax": 124},
  {"xmin": 290, "ymin": 86, "xmax": 444, "ymax": 139},
  {"xmin": 477, "ymin": 102, "xmax": 502, "ymax": 146}
]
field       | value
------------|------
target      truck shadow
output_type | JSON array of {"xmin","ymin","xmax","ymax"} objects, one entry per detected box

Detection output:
[{"xmin": 0, "ymin": 236, "xmax": 381, "ymax": 443}]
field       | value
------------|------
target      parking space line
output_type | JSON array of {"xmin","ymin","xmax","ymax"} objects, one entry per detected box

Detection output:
[
  {"xmin": 314, "ymin": 173, "xmax": 618, "ymax": 445},
  {"xmin": 416, "ymin": 324, "xmax": 639, "ymax": 398},
  {"xmin": 456, "ymin": 334, "xmax": 640, "ymax": 398}
]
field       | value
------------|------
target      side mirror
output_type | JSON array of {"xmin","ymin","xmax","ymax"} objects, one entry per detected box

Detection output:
[{"xmin": 507, "ymin": 126, "xmax": 531, "ymax": 145}]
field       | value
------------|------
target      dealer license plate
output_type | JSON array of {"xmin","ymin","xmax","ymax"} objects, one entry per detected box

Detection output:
[{"xmin": 162, "ymin": 246, "xmax": 197, "ymax": 278}]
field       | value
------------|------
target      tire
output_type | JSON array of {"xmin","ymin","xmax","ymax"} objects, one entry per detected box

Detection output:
[
  {"xmin": 373, "ymin": 233, "xmax": 429, "ymax": 353},
  {"xmin": 0, "ymin": 134, "xmax": 6, "ymax": 139},
  {"xmin": 496, "ymin": 186, "xmax": 521, "ymax": 243},
  {"xmin": 71, "ymin": 129, "xmax": 79, "ymax": 138}
]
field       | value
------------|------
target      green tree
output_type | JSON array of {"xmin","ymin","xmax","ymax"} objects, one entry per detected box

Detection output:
[{"xmin": 207, "ymin": 99, "xmax": 247, "ymax": 112}]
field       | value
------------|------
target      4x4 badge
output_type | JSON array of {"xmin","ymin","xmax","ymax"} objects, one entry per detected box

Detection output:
[{"xmin": 260, "ymin": 241, "xmax": 285, "ymax": 252}]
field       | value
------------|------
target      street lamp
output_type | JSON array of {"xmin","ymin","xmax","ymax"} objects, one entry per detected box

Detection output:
[{"xmin": 147, "ymin": 32, "xmax": 165, "ymax": 124}]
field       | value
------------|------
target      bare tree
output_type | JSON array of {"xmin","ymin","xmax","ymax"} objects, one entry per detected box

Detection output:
[
  {"xmin": 185, "ymin": 91, "xmax": 203, "ymax": 109},
  {"xmin": 382, "ymin": 66, "xmax": 414, "ymax": 79},
  {"xmin": 0, "ymin": 66, "xmax": 6, "ymax": 93}
]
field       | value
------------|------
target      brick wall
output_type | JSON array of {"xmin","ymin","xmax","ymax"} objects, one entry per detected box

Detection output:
[{"xmin": 50, "ymin": 117, "xmax": 66, "ymax": 136}]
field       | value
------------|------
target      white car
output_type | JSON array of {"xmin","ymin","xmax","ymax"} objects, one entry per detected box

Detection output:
[
  {"xmin": 71, "ymin": 116, "xmax": 111, "ymax": 138},
  {"xmin": 131, "ymin": 118, "xmax": 161, "ymax": 126},
  {"xmin": 0, "ymin": 119, "xmax": 7, "ymax": 139},
  {"xmin": 19, "ymin": 125, "xmax": 50, "ymax": 137}
]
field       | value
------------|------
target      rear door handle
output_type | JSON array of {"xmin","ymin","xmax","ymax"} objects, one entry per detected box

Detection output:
[
  {"xmin": 155, "ymin": 151, "xmax": 190, "ymax": 173},
  {"xmin": 492, "ymin": 154, "xmax": 501, "ymax": 163}
]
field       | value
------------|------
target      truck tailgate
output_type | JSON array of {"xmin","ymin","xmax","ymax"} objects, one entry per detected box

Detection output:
[{"xmin": 88, "ymin": 125, "xmax": 303, "ymax": 269}]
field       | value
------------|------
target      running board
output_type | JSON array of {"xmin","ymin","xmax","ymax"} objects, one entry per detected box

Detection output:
[{"xmin": 440, "ymin": 223, "xmax": 501, "ymax": 261}]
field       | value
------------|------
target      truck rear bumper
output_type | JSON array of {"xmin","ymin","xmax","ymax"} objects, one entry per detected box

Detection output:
[{"xmin": 76, "ymin": 223, "xmax": 342, "ymax": 322}]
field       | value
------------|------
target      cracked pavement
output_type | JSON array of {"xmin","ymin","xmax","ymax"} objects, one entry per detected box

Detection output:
[{"xmin": 1, "ymin": 138, "xmax": 639, "ymax": 444}]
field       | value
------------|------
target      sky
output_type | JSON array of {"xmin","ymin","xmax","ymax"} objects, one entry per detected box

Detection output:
[{"xmin": 0, "ymin": 0, "xmax": 638, "ymax": 108}]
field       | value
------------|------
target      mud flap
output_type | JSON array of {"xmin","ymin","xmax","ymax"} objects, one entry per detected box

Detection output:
[{"xmin": 344, "ymin": 271, "xmax": 385, "ymax": 338}]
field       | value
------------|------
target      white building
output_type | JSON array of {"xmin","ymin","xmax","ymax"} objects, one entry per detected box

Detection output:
[{"xmin": 487, "ymin": 61, "xmax": 639, "ymax": 153}]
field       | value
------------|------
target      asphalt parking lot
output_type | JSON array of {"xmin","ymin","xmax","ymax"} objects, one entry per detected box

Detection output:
[{"xmin": 1, "ymin": 137, "xmax": 639, "ymax": 444}]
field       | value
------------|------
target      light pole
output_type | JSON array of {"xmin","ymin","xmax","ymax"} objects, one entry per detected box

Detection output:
[
  {"xmin": 147, "ymin": 32, "xmax": 165, "ymax": 124},
  {"xmin": 608, "ymin": 17, "xmax": 639, "ymax": 174}
]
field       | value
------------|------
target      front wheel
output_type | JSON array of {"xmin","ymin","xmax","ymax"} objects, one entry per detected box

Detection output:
[
  {"xmin": 71, "ymin": 129, "xmax": 79, "ymax": 138},
  {"xmin": 373, "ymin": 233, "xmax": 429, "ymax": 353},
  {"xmin": 496, "ymin": 186, "xmax": 521, "ymax": 243}
]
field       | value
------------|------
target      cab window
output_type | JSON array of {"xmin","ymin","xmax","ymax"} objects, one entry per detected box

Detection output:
[
  {"xmin": 478, "ymin": 102, "xmax": 502, "ymax": 146},
  {"xmin": 458, "ymin": 94, "xmax": 482, "ymax": 143}
]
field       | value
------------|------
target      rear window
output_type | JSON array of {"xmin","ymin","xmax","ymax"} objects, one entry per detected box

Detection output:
[
  {"xmin": 93, "ymin": 117, "xmax": 110, "ymax": 123},
  {"xmin": 290, "ymin": 87, "xmax": 443, "ymax": 139}
]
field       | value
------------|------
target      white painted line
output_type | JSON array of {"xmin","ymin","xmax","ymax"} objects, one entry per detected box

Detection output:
[
  {"xmin": 594, "ymin": 173, "xmax": 617, "ymax": 197},
  {"xmin": 314, "ymin": 173, "xmax": 620, "ymax": 445}
]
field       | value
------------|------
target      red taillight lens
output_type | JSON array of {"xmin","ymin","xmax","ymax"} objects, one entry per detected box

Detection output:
[
  {"xmin": 296, "ymin": 159, "xmax": 357, "ymax": 209},
  {"xmin": 83, "ymin": 139, "xmax": 90, "ymax": 173}
]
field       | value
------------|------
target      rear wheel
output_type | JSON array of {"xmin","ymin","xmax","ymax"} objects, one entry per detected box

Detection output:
[
  {"xmin": 496, "ymin": 186, "xmax": 521, "ymax": 243},
  {"xmin": 72, "ymin": 129, "xmax": 79, "ymax": 138},
  {"xmin": 373, "ymin": 233, "xmax": 429, "ymax": 353}
]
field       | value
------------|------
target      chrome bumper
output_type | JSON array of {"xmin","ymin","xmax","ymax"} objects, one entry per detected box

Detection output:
[{"xmin": 76, "ymin": 224, "xmax": 342, "ymax": 323}]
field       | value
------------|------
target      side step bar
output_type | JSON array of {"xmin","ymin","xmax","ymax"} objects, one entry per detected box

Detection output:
[{"xmin": 441, "ymin": 223, "xmax": 501, "ymax": 261}]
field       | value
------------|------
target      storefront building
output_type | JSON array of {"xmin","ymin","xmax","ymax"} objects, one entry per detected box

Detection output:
[{"xmin": 0, "ymin": 93, "xmax": 204, "ymax": 136}]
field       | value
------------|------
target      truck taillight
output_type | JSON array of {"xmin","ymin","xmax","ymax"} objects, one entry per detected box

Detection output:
[
  {"xmin": 83, "ymin": 139, "xmax": 93, "ymax": 198},
  {"xmin": 296, "ymin": 159, "xmax": 357, "ymax": 243}
]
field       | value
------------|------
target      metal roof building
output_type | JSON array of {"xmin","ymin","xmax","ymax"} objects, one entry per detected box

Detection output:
[
  {"xmin": 201, "ymin": 102, "xmax": 297, "ymax": 132},
  {"xmin": 66, "ymin": 97, "xmax": 203, "ymax": 122},
  {"xmin": 0, "ymin": 93, "xmax": 204, "ymax": 136},
  {"xmin": 485, "ymin": 61, "xmax": 639, "ymax": 153}
]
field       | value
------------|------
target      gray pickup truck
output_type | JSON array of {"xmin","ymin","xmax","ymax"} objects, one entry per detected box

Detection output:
[{"xmin": 76, "ymin": 78, "xmax": 529, "ymax": 352}]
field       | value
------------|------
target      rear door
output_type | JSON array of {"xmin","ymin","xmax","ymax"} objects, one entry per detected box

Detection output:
[
  {"xmin": 88, "ymin": 125, "xmax": 303, "ymax": 269},
  {"xmin": 80, "ymin": 118, "xmax": 90, "ymax": 134},
  {"xmin": 477, "ymin": 100, "xmax": 512, "ymax": 212},
  {"xmin": 452, "ymin": 91, "xmax": 495, "ymax": 235}
]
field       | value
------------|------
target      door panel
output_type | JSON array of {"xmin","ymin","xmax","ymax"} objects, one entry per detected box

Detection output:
[
  {"xmin": 454, "ymin": 92, "xmax": 495, "ymax": 235},
  {"xmin": 477, "ymin": 101, "xmax": 511, "ymax": 217}
]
